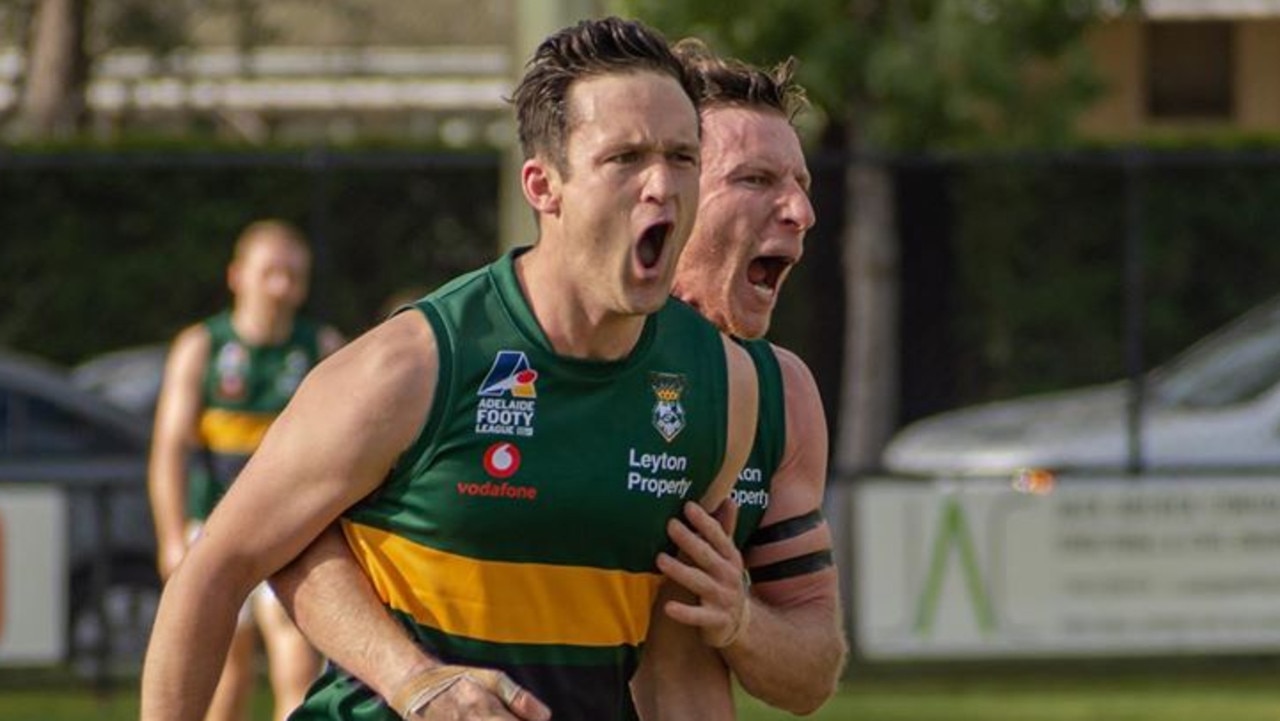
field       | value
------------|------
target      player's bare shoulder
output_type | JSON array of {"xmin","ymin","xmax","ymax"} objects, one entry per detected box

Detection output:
[
  {"xmin": 770, "ymin": 343, "xmax": 829, "ymax": 465},
  {"xmin": 315, "ymin": 310, "xmax": 436, "ymax": 408},
  {"xmin": 165, "ymin": 322, "xmax": 213, "ymax": 373},
  {"xmin": 770, "ymin": 345, "xmax": 821, "ymax": 406},
  {"xmin": 230, "ymin": 308, "xmax": 441, "ymax": 505}
]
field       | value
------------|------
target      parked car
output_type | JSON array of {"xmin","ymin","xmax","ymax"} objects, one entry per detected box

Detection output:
[
  {"xmin": 883, "ymin": 294, "xmax": 1280, "ymax": 477},
  {"xmin": 70, "ymin": 342, "xmax": 168, "ymax": 420},
  {"xmin": 0, "ymin": 347, "xmax": 159, "ymax": 674}
]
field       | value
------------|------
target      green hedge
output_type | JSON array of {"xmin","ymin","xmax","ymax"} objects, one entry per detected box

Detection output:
[
  {"xmin": 0, "ymin": 150, "xmax": 499, "ymax": 364},
  {"xmin": 4, "ymin": 143, "xmax": 1280, "ymax": 420}
]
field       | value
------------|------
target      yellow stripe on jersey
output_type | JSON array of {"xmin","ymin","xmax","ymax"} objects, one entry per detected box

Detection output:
[
  {"xmin": 342, "ymin": 520, "xmax": 664, "ymax": 647},
  {"xmin": 198, "ymin": 408, "xmax": 277, "ymax": 454}
]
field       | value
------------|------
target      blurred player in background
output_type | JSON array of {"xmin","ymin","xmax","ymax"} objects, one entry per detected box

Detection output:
[{"xmin": 147, "ymin": 219, "xmax": 343, "ymax": 721}]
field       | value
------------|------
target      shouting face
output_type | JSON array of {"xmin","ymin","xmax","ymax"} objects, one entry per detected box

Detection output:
[
  {"xmin": 673, "ymin": 105, "xmax": 814, "ymax": 340},
  {"xmin": 528, "ymin": 70, "xmax": 702, "ymax": 319}
]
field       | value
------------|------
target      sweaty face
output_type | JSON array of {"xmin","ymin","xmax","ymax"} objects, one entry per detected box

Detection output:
[
  {"xmin": 549, "ymin": 71, "xmax": 701, "ymax": 317},
  {"xmin": 673, "ymin": 106, "xmax": 814, "ymax": 339},
  {"xmin": 231, "ymin": 234, "xmax": 311, "ymax": 314}
]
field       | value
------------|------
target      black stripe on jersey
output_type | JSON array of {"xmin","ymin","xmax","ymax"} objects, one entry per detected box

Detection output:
[
  {"xmin": 746, "ymin": 508, "xmax": 824, "ymax": 547},
  {"xmin": 748, "ymin": 549, "xmax": 834, "ymax": 584}
]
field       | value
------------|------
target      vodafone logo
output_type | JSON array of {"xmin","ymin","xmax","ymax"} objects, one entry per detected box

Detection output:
[{"xmin": 483, "ymin": 442, "xmax": 521, "ymax": 478}]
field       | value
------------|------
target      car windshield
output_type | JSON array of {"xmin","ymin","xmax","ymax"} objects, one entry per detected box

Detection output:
[{"xmin": 1152, "ymin": 296, "xmax": 1280, "ymax": 408}]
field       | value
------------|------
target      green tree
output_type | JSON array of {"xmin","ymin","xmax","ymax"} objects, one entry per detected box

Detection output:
[{"xmin": 617, "ymin": 0, "xmax": 1131, "ymax": 474}]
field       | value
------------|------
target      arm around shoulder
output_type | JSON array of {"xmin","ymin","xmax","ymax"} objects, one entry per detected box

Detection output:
[{"xmin": 722, "ymin": 344, "xmax": 848, "ymax": 715}]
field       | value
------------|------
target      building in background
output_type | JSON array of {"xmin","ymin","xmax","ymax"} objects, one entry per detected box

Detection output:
[{"xmin": 1082, "ymin": 0, "xmax": 1280, "ymax": 137}]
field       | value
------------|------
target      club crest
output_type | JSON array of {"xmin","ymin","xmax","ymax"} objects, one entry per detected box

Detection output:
[{"xmin": 650, "ymin": 372, "xmax": 687, "ymax": 443}]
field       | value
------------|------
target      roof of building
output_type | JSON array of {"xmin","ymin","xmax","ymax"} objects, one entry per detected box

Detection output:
[{"xmin": 1145, "ymin": 0, "xmax": 1280, "ymax": 18}]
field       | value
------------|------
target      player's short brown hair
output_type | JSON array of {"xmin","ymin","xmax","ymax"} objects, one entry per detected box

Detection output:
[
  {"xmin": 674, "ymin": 38, "xmax": 808, "ymax": 122},
  {"xmin": 510, "ymin": 16, "xmax": 700, "ymax": 173}
]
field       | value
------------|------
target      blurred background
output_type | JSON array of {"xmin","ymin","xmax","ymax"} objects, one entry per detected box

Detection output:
[{"xmin": 6, "ymin": 1, "xmax": 1280, "ymax": 718}]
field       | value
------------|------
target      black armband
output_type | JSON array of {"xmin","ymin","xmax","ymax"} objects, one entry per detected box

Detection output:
[
  {"xmin": 746, "ymin": 508, "xmax": 824, "ymax": 547},
  {"xmin": 748, "ymin": 548, "xmax": 834, "ymax": 584}
]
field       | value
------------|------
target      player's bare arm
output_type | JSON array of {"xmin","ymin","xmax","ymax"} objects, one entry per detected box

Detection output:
[
  {"xmin": 660, "ymin": 344, "xmax": 846, "ymax": 714},
  {"xmin": 147, "ymin": 323, "xmax": 210, "ymax": 579},
  {"xmin": 727, "ymin": 345, "xmax": 845, "ymax": 712},
  {"xmin": 141, "ymin": 311, "xmax": 437, "ymax": 720},
  {"xmin": 272, "ymin": 526, "xmax": 422, "ymax": 701},
  {"xmin": 272, "ymin": 524, "xmax": 552, "ymax": 720},
  {"xmin": 632, "ymin": 335, "xmax": 757, "ymax": 720}
]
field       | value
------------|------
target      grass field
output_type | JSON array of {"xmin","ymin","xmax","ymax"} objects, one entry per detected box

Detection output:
[{"xmin": 5, "ymin": 659, "xmax": 1280, "ymax": 720}]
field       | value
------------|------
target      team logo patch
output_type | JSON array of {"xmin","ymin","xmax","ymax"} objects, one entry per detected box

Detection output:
[
  {"xmin": 479, "ymin": 351, "xmax": 538, "ymax": 398},
  {"xmin": 215, "ymin": 342, "xmax": 248, "ymax": 400},
  {"xmin": 475, "ymin": 350, "xmax": 538, "ymax": 437},
  {"xmin": 483, "ymin": 442, "xmax": 522, "ymax": 479},
  {"xmin": 649, "ymin": 372, "xmax": 687, "ymax": 443}
]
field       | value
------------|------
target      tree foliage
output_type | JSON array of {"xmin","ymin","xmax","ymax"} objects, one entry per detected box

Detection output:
[{"xmin": 619, "ymin": 0, "xmax": 1134, "ymax": 149}]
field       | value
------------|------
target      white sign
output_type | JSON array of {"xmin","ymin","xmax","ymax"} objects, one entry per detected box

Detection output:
[
  {"xmin": 0, "ymin": 486, "xmax": 67, "ymax": 664},
  {"xmin": 857, "ymin": 476, "xmax": 1280, "ymax": 658}
]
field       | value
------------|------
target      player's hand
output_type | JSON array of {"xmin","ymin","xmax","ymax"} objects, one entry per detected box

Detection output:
[
  {"xmin": 399, "ymin": 666, "xmax": 551, "ymax": 721},
  {"xmin": 656, "ymin": 500, "xmax": 752, "ymax": 649}
]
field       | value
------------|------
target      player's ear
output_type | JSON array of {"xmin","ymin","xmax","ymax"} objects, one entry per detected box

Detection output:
[
  {"xmin": 522, "ymin": 157, "xmax": 561, "ymax": 216},
  {"xmin": 226, "ymin": 259, "xmax": 242, "ymax": 294}
]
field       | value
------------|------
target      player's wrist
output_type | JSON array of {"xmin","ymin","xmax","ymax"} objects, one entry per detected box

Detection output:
[
  {"xmin": 389, "ymin": 664, "xmax": 468, "ymax": 718},
  {"xmin": 713, "ymin": 570, "xmax": 753, "ymax": 649},
  {"xmin": 389, "ymin": 663, "xmax": 527, "ymax": 719}
]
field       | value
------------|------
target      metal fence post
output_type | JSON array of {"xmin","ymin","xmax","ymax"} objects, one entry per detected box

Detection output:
[{"xmin": 1123, "ymin": 149, "xmax": 1147, "ymax": 476}]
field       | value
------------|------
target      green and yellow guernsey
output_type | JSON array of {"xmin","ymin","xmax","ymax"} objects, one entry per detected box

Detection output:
[
  {"xmin": 295, "ymin": 249, "xmax": 732, "ymax": 721},
  {"xmin": 730, "ymin": 338, "xmax": 785, "ymax": 548},
  {"xmin": 189, "ymin": 311, "xmax": 322, "ymax": 520}
]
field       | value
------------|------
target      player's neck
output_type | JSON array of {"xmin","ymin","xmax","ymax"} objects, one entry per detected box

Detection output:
[
  {"xmin": 515, "ymin": 246, "xmax": 645, "ymax": 361},
  {"xmin": 230, "ymin": 305, "xmax": 294, "ymax": 346}
]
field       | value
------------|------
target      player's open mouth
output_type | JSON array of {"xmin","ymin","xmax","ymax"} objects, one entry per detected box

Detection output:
[
  {"xmin": 748, "ymin": 255, "xmax": 793, "ymax": 293},
  {"xmin": 637, "ymin": 222, "xmax": 672, "ymax": 270}
]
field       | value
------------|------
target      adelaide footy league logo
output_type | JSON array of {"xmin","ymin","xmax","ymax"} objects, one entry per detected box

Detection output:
[
  {"xmin": 649, "ymin": 372, "xmax": 687, "ymax": 443},
  {"xmin": 215, "ymin": 341, "xmax": 248, "ymax": 400},
  {"xmin": 475, "ymin": 350, "xmax": 538, "ymax": 437},
  {"xmin": 479, "ymin": 350, "xmax": 538, "ymax": 398}
]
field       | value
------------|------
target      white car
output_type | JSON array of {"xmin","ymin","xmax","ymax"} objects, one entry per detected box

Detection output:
[{"xmin": 882, "ymin": 294, "xmax": 1280, "ymax": 477}]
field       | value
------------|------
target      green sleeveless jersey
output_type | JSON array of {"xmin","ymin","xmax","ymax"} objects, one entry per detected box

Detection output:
[
  {"xmin": 294, "ymin": 249, "xmax": 732, "ymax": 721},
  {"xmin": 730, "ymin": 339, "xmax": 786, "ymax": 548},
  {"xmin": 189, "ymin": 311, "xmax": 322, "ymax": 520}
]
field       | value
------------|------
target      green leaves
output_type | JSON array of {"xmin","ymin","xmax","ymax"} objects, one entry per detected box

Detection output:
[{"xmin": 620, "ymin": 0, "xmax": 1135, "ymax": 150}]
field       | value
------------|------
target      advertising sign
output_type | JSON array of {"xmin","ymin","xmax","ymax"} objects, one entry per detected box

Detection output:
[
  {"xmin": 0, "ymin": 486, "xmax": 67, "ymax": 664},
  {"xmin": 857, "ymin": 477, "xmax": 1280, "ymax": 658}
]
